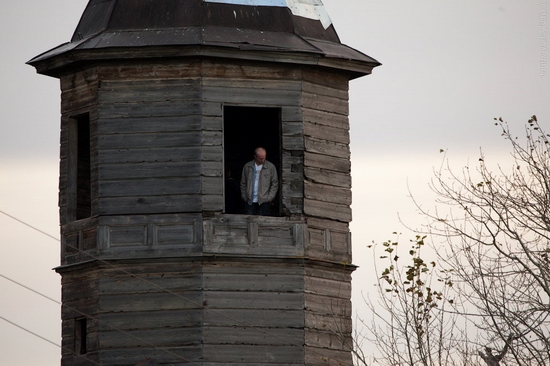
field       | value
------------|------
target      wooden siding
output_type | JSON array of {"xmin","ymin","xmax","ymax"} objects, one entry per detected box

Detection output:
[
  {"xmin": 96, "ymin": 75, "xmax": 204, "ymax": 215},
  {"xmin": 202, "ymin": 260, "xmax": 306, "ymax": 365},
  {"xmin": 58, "ymin": 257, "xmax": 355, "ymax": 366},
  {"xmin": 304, "ymin": 263, "xmax": 354, "ymax": 366},
  {"xmin": 302, "ymin": 69, "xmax": 352, "ymax": 224},
  {"xmin": 59, "ymin": 69, "xmax": 99, "ymax": 225}
]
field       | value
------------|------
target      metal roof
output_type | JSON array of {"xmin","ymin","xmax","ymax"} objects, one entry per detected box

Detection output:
[{"xmin": 28, "ymin": 0, "xmax": 380, "ymax": 77}]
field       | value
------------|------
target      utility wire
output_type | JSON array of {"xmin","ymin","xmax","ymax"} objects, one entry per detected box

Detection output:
[
  {"xmin": 0, "ymin": 316, "xmax": 101, "ymax": 366},
  {"xmin": 0, "ymin": 316, "xmax": 60, "ymax": 348},
  {"xmin": 0, "ymin": 272, "xmax": 195, "ymax": 363},
  {"xmin": 0, "ymin": 209, "xmax": 59, "ymax": 242}
]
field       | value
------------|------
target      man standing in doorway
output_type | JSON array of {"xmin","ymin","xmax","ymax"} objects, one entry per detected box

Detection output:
[{"xmin": 240, "ymin": 147, "xmax": 278, "ymax": 216}]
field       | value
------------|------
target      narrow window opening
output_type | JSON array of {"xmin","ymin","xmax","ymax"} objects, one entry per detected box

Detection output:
[
  {"xmin": 74, "ymin": 317, "xmax": 87, "ymax": 355},
  {"xmin": 223, "ymin": 106, "xmax": 281, "ymax": 216},
  {"xmin": 69, "ymin": 114, "xmax": 91, "ymax": 220}
]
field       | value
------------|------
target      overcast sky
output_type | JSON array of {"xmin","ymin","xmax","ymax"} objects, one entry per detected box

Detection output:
[{"xmin": 1, "ymin": 1, "xmax": 549, "ymax": 364}]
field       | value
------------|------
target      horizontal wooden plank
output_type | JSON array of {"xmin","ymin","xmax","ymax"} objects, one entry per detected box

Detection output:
[
  {"xmin": 302, "ymin": 68, "xmax": 348, "ymax": 90},
  {"xmin": 304, "ymin": 294, "xmax": 351, "ymax": 318},
  {"xmin": 97, "ymin": 62, "xmax": 202, "ymax": 80},
  {"xmin": 303, "ymin": 107, "xmax": 349, "ymax": 130},
  {"xmin": 202, "ymin": 101, "xmax": 223, "ymax": 117},
  {"xmin": 98, "ymin": 115, "xmax": 202, "ymax": 134},
  {"xmin": 202, "ymin": 115, "xmax": 222, "ymax": 131},
  {"xmin": 281, "ymin": 105, "xmax": 302, "ymax": 122},
  {"xmin": 202, "ymin": 344, "xmax": 303, "ymax": 363},
  {"xmin": 201, "ymin": 59, "xmax": 302, "ymax": 80},
  {"xmin": 99, "ymin": 292, "xmax": 203, "ymax": 312},
  {"xmin": 62, "ymin": 281, "xmax": 99, "ymax": 301},
  {"xmin": 202, "ymin": 77, "xmax": 302, "ymax": 91},
  {"xmin": 304, "ymin": 181, "xmax": 351, "ymax": 206},
  {"xmin": 98, "ymin": 146, "xmax": 202, "ymax": 164},
  {"xmin": 202, "ymin": 176, "xmax": 223, "ymax": 195},
  {"xmin": 99, "ymin": 161, "xmax": 202, "ymax": 180},
  {"xmin": 304, "ymin": 152, "xmax": 350, "ymax": 173},
  {"xmin": 203, "ymin": 273, "xmax": 303, "ymax": 292},
  {"xmin": 305, "ymin": 346, "xmax": 352, "ymax": 366},
  {"xmin": 302, "ymin": 92, "xmax": 349, "ymax": 116},
  {"xmin": 99, "ymin": 79, "xmax": 200, "ymax": 103},
  {"xmin": 283, "ymin": 135, "xmax": 305, "ymax": 150},
  {"xmin": 99, "ymin": 257, "xmax": 202, "ymax": 274},
  {"xmin": 99, "ymin": 327, "xmax": 202, "ymax": 348},
  {"xmin": 98, "ymin": 101, "xmax": 202, "ymax": 118},
  {"xmin": 203, "ymin": 260, "xmax": 304, "ymax": 275},
  {"xmin": 99, "ymin": 309, "xmax": 203, "ymax": 330},
  {"xmin": 304, "ymin": 167, "xmax": 351, "ymax": 188},
  {"xmin": 303, "ymin": 120, "xmax": 349, "ymax": 145},
  {"xmin": 204, "ymin": 291, "xmax": 304, "ymax": 310},
  {"xmin": 61, "ymin": 83, "xmax": 98, "ymax": 113},
  {"xmin": 99, "ymin": 274, "xmax": 202, "ymax": 295},
  {"xmin": 306, "ymin": 217, "xmax": 349, "ymax": 233},
  {"xmin": 98, "ymin": 178, "xmax": 201, "ymax": 197},
  {"xmin": 304, "ymin": 137, "xmax": 350, "ymax": 160},
  {"xmin": 305, "ymin": 329, "xmax": 351, "ymax": 351},
  {"xmin": 204, "ymin": 309, "xmax": 304, "ymax": 328},
  {"xmin": 61, "ymin": 298, "xmax": 99, "ymax": 320},
  {"xmin": 202, "ymin": 194, "xmax": 223, "ymax": 212},
  {"xmin": 305, "ymin": 312, "xmax": 352, "ymax": 333},
  {"xmin": 201, "ymin": 130, "xmax": 222, "ymax": 146},
  {"xmin": 282, "ymin": 121, "xmax": 303, "ymax": 137},
  {"xmin": 304, "ymin": 198, "xmax": 352, "ymax": 223},
  {"xmin": 98, "ymin": 131, "xmax": 201, "ymax": 149},
  {"xmin": 302, "ymin": 81, "xmax": 348, "ymax": 100},
  {"xmin": 202, "ymin": 86, "xmax": 301, "ymax": 106},
  {"xmin": 203, "ymin": 326, "xmax": 303, "ymax": 346},
  {"xmin": 98, "ymin": 345, "xmax": 201, "ymax": 365},
  {"xmin": 305, "ymin": 276, "xmax": 351, "ymax": 299},
  {"xmin": 97, "ymin": 195, "xmax": 202, "ymax": 215},
  {"xmin": 61, "ymin": 69, "xmax": 98, "ymax": 90}
]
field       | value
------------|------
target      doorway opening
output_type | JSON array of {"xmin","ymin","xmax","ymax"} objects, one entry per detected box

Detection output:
[{"xmin": 223, "ymin": 106, "xmax": 281, "ymax": 216}]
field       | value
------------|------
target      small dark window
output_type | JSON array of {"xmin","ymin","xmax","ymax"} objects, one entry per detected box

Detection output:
[
  {"xmin": 223, "ymin": 106, "xmax": 281, "ymax": 216},
  {"xmin": 74, "ymin": 317, "xmax": 87, "ymax": 355},
  {"xmin": 69, "ymin": 114, "xmax": 91, "ymax": 220}
]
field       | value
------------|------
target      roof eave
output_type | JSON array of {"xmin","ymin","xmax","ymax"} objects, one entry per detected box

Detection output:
[{"xmin": 28, "ymin": 43, "xmax": 380, "ymax": 79}]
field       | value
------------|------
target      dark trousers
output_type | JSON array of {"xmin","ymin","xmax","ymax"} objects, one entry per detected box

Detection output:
[{"xmin": 245, "ymin": 202, "xmax": 271, "ymax": 216}]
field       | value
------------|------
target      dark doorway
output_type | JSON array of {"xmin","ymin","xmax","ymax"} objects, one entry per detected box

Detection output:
[{"xmin": 224, "ymin": 106, "xmax": 281, "ymax": 216}]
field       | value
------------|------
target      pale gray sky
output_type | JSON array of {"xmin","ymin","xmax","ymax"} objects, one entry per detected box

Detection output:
[{"xmin": 1, "ymin": 1, "xmax": 548, "ymax": 364}]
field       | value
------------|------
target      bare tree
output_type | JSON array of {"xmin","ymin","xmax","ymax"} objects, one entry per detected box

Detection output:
[
  {"xmin": 419, "ymin": 116, "xmax": 550, "ymax": 365},
  {"xmin": 361, "ymin": 234, "xmax": 473, "ymax": 366}
]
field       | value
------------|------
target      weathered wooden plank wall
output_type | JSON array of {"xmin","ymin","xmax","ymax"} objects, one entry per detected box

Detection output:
[
  {"xmin": 304, "ymin": 264, "xmax": 354, "ymax": 366},
  {"xmin": 61, "ymin": 259, "xmax": 333, "ymax": 365},
  {"xmin": 302, "ymin": 69, "xmax": 351, "ymax": 224},
  {"xmin": 95, "ymin": 68, "xmax": 204, "ymax": 215},
  {"xmin": 202, "ymin": 260, "xmax": 306, "ymax": 364},
  {"xmin": 60, "ymin": 68, "xmax": 99, "ymax": 225}
]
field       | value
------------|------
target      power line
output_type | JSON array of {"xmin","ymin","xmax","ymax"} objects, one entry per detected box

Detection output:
[
  {"xmin": 0, "ymin": 210, "xmax": 59, "ymax": 242},
  {"xmin": 0, "ymin": 272, "xmax": 195, "ymax": 363},
  {"xmin": 0, "ymin": 315, "xmax": 101, "ymax": 366},
  {"xmin": 0, "ymin": 316, "xmax": 60, "ymax": 348}
]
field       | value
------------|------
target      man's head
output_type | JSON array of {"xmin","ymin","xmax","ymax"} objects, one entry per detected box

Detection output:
[{"xmin": 254, "ymin": 147, "xmax": 266, "ymax": 165}]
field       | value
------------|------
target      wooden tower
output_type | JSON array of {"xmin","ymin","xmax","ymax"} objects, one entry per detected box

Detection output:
[{"xmin": 28, "ymin": 1, "xmax": 380, "ymax": 365}]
